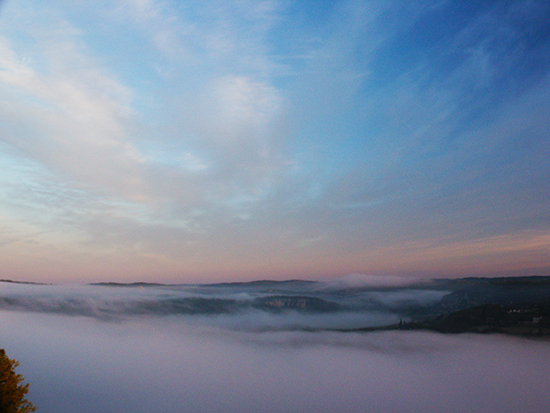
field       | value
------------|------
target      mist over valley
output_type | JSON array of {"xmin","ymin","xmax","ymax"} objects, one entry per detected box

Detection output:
[{"xmin": 1, "ymin": 276, "xmax": 550, "ymax": 413}]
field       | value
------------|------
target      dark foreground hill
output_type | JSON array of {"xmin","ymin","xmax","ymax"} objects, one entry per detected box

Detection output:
[{"xmin": 355, "ymin": 276, "xmax": 550, "ymax": 337}]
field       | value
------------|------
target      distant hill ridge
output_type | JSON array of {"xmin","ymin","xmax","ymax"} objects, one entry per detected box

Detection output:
[
  {"xmin": 0, "ymin": 279, "xmax": 50, "ymax": 285},
  {"xmin": 2, "ymin": 275, "xmax": 549, "ymax": 288},
  {"xmin": 1, "ymin": 275, "xmax": 550, "ymax": 336},
  {"xmin": 89, "ymin": 279, "xmax": 318, "ymax": 288}
]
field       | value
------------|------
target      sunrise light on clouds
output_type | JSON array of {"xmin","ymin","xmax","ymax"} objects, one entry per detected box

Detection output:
[{"xmin": 0, "ymin": 0, "xmax": 549, "ymax": 283}]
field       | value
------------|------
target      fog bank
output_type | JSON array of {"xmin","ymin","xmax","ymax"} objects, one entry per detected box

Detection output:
[
  {"xmin": 1, "ymin": 281, "xmax": 549, "ymax": 413},
  {"xmin": 1, "ymin": 310, "xmax": 549, "ymax": 413}
]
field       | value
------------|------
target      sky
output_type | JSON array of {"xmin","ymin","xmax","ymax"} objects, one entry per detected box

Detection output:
[{"xmin": 0, "ymin": 0, "xmax": 549, "ymax": 283}]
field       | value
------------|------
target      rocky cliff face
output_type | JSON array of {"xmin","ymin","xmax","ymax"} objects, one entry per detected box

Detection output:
[{"xmin": 252, "ymin": 296, "xmax": 342, "ymax": 313}]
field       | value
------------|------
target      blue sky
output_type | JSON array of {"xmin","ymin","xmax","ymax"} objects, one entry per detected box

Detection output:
[{"xmin": 0, "ymin": 0, "xmax": 549, "ymax": 283}]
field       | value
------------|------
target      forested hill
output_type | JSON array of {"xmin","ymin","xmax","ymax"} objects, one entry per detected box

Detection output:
[{"xmin": 1, "ymin": 276, "xmax": 549, "ymax": 336}]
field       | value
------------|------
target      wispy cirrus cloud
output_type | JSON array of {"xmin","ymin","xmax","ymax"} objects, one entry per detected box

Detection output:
[
  {"xmin": 0, "ymin": 0, "xmax": 549, "ymax": 282},
  {"xmin": 0, "ymin": 26, "xmax": 145, "ymax": 199}
]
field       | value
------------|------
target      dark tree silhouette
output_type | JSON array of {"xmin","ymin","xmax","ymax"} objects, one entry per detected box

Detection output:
[{"xmin": 0, "ymin": 349, "xmax": 36, "ymax": 413}]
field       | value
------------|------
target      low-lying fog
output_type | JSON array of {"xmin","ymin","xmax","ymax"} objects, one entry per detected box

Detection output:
[{"xmin": 1, "ymin": 283, "xmax": 549, "ymax": 412}]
